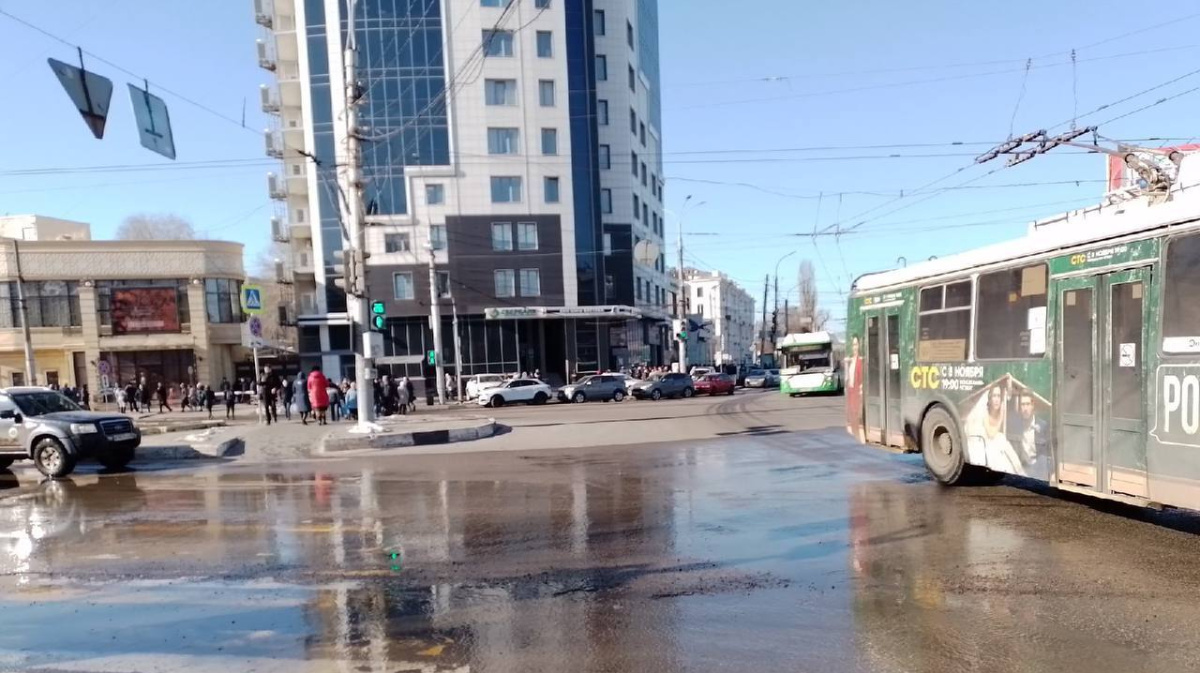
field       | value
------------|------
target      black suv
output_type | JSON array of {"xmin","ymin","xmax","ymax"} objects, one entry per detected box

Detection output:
[{"xmin": 0, "ymin": 387, "xmax": 141, "ymax": 478}]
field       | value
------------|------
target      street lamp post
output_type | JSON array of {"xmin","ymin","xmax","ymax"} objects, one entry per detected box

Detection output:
[
  {"xmin": 771, "ymin": 250, "xmax": 796, "ymax": 348},
  {"xmin": 667, "ymin": 196, "xmax": 705, "ymax": 373}
]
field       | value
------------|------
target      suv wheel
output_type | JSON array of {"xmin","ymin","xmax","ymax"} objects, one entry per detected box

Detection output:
[
  {"xmin": 33, "ymin": 437, "xmax": 76, "ymax": 479},
  {"xmin": 98, "ymin": 446, "xmax": 135, "ymax": 471},
  {"xmin": 533, "ymin": 392, "xmax": 548, "ymax": 405},
  {"xmin": 489, "ymin": 396, "xmax": 505, "ymax": 408},
  {"xmin": 573, "ymin": 391, "xmax": 587, "ymax": 403},
  {"xmin": 650, "ymin": 389, "xmax": 662, "ymax": 401},
  {"xmin": 613, "ymin": 390, "xmax": 625, "ymax": 402},
  {"xmin": 682, "ymin": 387, "xmax": 694, "ymax": 399}
]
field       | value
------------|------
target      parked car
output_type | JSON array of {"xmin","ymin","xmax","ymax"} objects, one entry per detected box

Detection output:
[
  {"xmin": 630, "ymin": 372, "xmax": 695, "ymax": 400},
  {"xmin": 694, "ymin": 373, "xmax": 736, "ymax": 396},
  {"xmin": 0, "ymin": 387, "xmax": 141, "ymax": 478},
  {"xmin": 478, "ymin": 378, "xmax": 553, "ymax": 407},
  {"xmin": 557, "ymin": 374, "xmax": 629, "ymax": 403},
  {"xmin": 743, "ymin": 369, "xmax": 768, "ymax": 388},
  {"xmin": 767, "ymin": 369, "xmax": 782, "ymax": 387},
  {"xmin": 466, "ymin": 373, "xmax": 508, "ymax": 400}
]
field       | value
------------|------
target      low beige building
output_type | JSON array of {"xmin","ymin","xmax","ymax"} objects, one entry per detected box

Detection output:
[{"xmin": 0, "ymin": 218, "xmax": 245, "ymax": 399}]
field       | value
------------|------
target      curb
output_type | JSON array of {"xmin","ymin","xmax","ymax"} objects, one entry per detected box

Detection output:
[
  {"xmin": 134, "ymin": 435, "xmax": 242, "ymax": 462},
  {"xmin": 321, "ymin": 418, "xmax": 499, "ymax": 453},
  {"xmin": 137, "ymin": 420, "xmax": 227, "ymax": 436}
]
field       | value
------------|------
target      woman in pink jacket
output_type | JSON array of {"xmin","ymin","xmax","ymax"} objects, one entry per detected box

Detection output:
[{"xmin": 307, "ymin": 365, "xmax": 331, "ymax": 425}]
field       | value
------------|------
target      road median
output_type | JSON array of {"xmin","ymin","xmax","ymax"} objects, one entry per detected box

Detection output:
[{"xmin": 321, "ymin": 415, "xmax": 500, "ymax": 453}]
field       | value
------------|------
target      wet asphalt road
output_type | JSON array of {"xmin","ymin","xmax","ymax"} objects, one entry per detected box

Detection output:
[{"xmin": 5, "ymin": 392, "xmax": 1200, "ymax": 671}]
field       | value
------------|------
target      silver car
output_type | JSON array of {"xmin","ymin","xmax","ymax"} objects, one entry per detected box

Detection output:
[
  {"xmin": 630, "ymin": 372, "xmax": 694, "ymax": 400},
  {"xmin": 744, "ymin": 369, "xmax": 769, "ymax": 388},
  {"xmin": 558, "ymin": 374, "xmax": 628, "ymax": 403}
]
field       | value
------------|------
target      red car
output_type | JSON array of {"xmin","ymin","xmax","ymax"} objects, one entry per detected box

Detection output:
[{"xmin": 694, "ymin": 373, "xmax": 735, "ymax": 396}]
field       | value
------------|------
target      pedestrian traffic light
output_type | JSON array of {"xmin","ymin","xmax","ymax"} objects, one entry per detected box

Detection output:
[
  {"xmin": 370, "ymin": 300, "xmax": 386, "ymax": 331},
  {"xmin": 677, "ymin": 327, "xmax": 688, "ymax": 342},
  {"xmin": 332, "ymin": 249, "xmax": 368, "ymax": 296},
  {"xmin": 427, "ymin": 350, "xmax": 437, "ymax": 366}
]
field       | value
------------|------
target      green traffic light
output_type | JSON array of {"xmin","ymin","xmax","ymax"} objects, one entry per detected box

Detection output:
[
  {"xmin": 372, "ymin": 315, "xmax": 386, "ymax": 330},
  {"xmin": 371, "ymin": 300, "xmax": 386, "ymax": 315}
]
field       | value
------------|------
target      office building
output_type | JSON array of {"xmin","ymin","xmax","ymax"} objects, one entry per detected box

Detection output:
[
  {"xmin": 680, "ymin": 268, "xmax": 756, "ymax": 365},
  {"xmin": 255, "ymin": 0, "xmax": 667, "ymax": 384}
]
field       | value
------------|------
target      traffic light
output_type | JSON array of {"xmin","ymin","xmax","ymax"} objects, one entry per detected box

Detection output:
[
  {"xmin": 331, "ymin": 248, "xmax": 368, "ymax": 296},
  {"xmin": 370, "ymin": 300, "xmax": 386, "ymax": 331}
]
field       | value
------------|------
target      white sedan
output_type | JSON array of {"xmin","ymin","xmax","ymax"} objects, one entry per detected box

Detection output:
[{"xmin": 478, "ymin": 378, "xmax": 554, "ymax": 407}]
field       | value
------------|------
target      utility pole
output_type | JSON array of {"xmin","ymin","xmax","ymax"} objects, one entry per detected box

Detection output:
[
  {"xmin": 451, "ymin": 294, "xmax": 463, "ymax": 404},
  {"xmin": 12, "ymin": 239, "xmax": 35, "ymax": 385},
  {"xmin": 783, "ymin": 298, "xmax": 789, "ymax": 334},
  {"xmin": 772, "ymin": 273, "xmax": 779, "ymax": 341},
  {"xmin": 426, "ymin": 245, "xmax": 446, "ymax": 405},
  {"xmin": 676, "ymin": 208, "xmax": 687, "ymax": 374},
  {"xmin": 340, "ymin": 0, "xmax": 377, "ymax": 431},
  {"xmin": 759, "ymin": 274, "xmax": 769, "ymax": 362}
]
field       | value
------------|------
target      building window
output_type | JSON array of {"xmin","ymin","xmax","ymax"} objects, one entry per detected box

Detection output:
[
  {"xmin": 633, "ymin": 194, "xmax": 640, "ymax": 219},
  {"xmin": 598, "ymin": 144, "xmax": 611, "ymax": 169},
  {"xmin": 640, "ymin": 122, "xmax": 646, "ymax": 146},
  {"xmin": 975, "ymin": 264, "xmax": 1048, "ymax": 359},
  {"xmin": 535, "ymin": 0, "xmax": 549, "ymax": 7},
  {"xmin": 630, "ymin": 107, "xmax": 637, "ymax": 133},
  {"xmin": 384, "ymin": 232, "xmax": 411, "ymax": 253},
  {"xmin": 487, "ymin": 127, "xmax": 520, "ymax": 155},
  {"xmin": 627, "ymin": 20, "xmax": 635, "ymax": 48},
  {"xmin": 430, "ymin": 224, "xmax": 447, "ymax": 251},
  {"xmin": 628, "ymin": 64, "xmax": 636, "ymax": 91},
  {"xmin": 492, "ymin": 222, "xmax": 514, "ymax": 251},
  {"xmin": 483, "ymin": 30, "xmax": 514, "ymax": 57},
  {"xmin": 641, "ymin": 162, "xmax": 647, "ymax": 186},
  {"xmin": 393, "ymin": 272, "xmax": 414, "ymax": 300},
  {"xmin": 520, "ymin": 269, "xmax": 541, "ymax": 297},
  {"xmin": 597, "ymin": 100, "xmax": 609, "ymax": 125},
  {"xmin": 600, "ymin": 189, "xmax": 612, "ymax": 214},
  {"xmin": 603, "ymin": 232, "xmax": 612, "ymax": 255},
  {"xmin": 536, "ymin": 31, "xmax": 553, "ymax": 58},
  {"xmin": 426, "ymin": 183, "xmax": 445, "ymax": 205},
  {"xmin": 485, "ymin": 79, "xmax": 517, "ymax": 106},
  {"xmin": 544, "ymin": 177, "xmax": 560, "ymax": 203},
  {"xmin": 642, "ymin": 202, "xmax": 648, "ymax": 223},
  {"xmin": 436, "ymin": 271, "xmax": 451, "ymax": 298},
  {"xmin": 541, "ymin": 128, "xmax": 558, "ymax": 155},
  {"xmin": 481, "ymin": 0, "xmax": 507, "ymax": 6},
  {"xmin": 495, "ymin": 269, "xmax": 516, "ymax": 298},
  {"xmin": 18, "ymin": 281, "xmax": 82, "ymax": 328},
  {"xmin": 491, "ymin": 176, "xmax": 522, "ymax": 203},
  {"xmin": 594, "ymin": 9, "xmax": 605, "ymax": 35},
  {"xmin": 636, "ymin": 278, "xmax": 643, "ymax": 302},
  {"xmin": 595, "ymin": 55, "xmax": 607, "ymax": 81},
  {"xmin": 517, "ymin": 222, "xmax": 539, "ymax": 250},
  {"xmin": 538, "ymin": 79, "xmax": 556, "ymax": 107},
  {"xmin": 631, "ymin": 150, "xmax": 639, "ymax": 176},
  {"xmin": 697, "ymin": 287, "xmax": 704, "ymax": 298},
  {"xmin": 918, "ymin": 280, "xmax": 972, "ymax": 362},
  {"xmin": 204, "ymin": 278, "xmax": 242, "ymax": 324}
]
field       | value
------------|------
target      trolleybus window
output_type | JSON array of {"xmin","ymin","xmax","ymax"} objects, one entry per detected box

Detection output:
[
  {"xmin": 975, "ymin": 263, "xmax": 1047, "ymax": 360},
  {"xmin": 917, "ymin": 280, "xmax": 971, "ymax": 362},
  {"xmin": 1163, "ymin": 232, "xmax": 1200, "ymax": 353}
]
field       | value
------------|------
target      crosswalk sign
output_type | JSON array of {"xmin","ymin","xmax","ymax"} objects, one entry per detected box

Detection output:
[{"xmin": 241, "ymin": 284, "xmax": 264, "ymax": 314}]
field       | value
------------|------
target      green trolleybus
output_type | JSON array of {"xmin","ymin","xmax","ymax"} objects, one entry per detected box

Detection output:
[
  {"xmin": 778, "ymin": 332, "xmax": 843, "ymax": 396},
  {"xmin": 845, "ymin": 156, "xmax": 1200, "ymax": 510}
]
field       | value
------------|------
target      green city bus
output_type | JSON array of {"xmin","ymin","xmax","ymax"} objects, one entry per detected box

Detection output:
[
  {"xmin": 845, "ymin": 163, "xmax": 1200, "ymax": 510},
  {"xmin": 778, "ymin": 331, "xmax": 843, "ymax": 396}
]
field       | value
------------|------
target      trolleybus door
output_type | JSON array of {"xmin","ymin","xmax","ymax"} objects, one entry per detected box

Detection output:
[
  {"xmin": 865, "ymin": 308, "xmax": 904, "ymax": 448},
  {"xmin": 1054, "ymin": 268, "xmax": 1150, "ymax": 496}
]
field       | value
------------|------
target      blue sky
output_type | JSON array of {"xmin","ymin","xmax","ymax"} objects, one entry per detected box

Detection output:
[{"xmin": 2, "ymin": 0, "xmax": 1199, "ymax": 326}]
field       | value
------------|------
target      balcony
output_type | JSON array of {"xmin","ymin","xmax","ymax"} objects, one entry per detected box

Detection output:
[
  {"xmin": 293, "ymin": 249, "xmax": 315, "ymax": 278},
  {"xmin": 289, "ymin": 220, "xmax": 312, "ymax": 240}
]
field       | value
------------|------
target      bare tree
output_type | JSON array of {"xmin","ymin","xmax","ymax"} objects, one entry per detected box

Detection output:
[
  {"xmin": 115, "ymin": 213, "xmax": 197, "ymax": 240},
  {"xmin": 793, "ymin": 260, "xmax": 829, "ymax": 332}
]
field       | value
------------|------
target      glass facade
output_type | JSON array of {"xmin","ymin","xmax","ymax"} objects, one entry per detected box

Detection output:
[
  {"xmin": 637, "ymin": 0, "xmax": 662, "ymax": 132},
  {"xmin": 566, "ymin": 0, "xmax": 604, "ymax": 306}
]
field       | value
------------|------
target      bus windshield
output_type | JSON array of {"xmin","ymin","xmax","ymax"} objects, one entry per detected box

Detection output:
[{"xmin": 782, "ymin": 347, "xmax": 834, "ymax": 372}]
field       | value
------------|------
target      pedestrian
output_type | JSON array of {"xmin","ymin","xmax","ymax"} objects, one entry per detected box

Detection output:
[
  {"xmin": 262, "ymin": 366, "xmax": 281, "ymax": 425},
  {"xmin": 156, "ymin": 381, "xmax": 173, "ymax": 413},
  {"xmin": 405, "ymin": 376, "xmax": 416, "ymax": 412},
  {"xmin": 180, "ymin": 385, "xmax": 192, "ymax": 413},
  {"xmin": 140, "ymin": 383, "xmax": 151, "ymax": 412},
  {"xmin": 125, "ymin": 381, "xmax": 138, "ymax": 413},
  {"xmin": 281, "ymin": 376, "xmax": 294, "ymax": 421},
  {"xmin": 397, "ymin": 377, "xmax": 410, "ymax": 414},
  {"xmin": 534, "ymin": 368, "xmax": 541, "ymax": 381},
  {"xmin": 386, "ymin": 376, "xmax": 399, "ymax": 415},
  {"xmin": 225, "ymin": 382, "xmax": 237, "ymax": 419},
  {"xmin": 293, "ymin": 375, "xmax": 311, "ymax": 424},
  {"xmin": 204, "ymin": 384, "xmax": 216, "ymax": 420},
  {"xmin": 445, "ymin": 371, "xmax": 454, "ymax": 400},
  {"xmin": 116, "ymin": 384, "xmax": 127, "ymax": 414},
  {"xmin": 308, "ymin": 365, "xmax": 331, "ymax": 426}
]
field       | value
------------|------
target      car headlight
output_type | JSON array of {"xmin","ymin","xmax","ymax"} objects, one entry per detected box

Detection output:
[{"xmin": 70, "ymin": 423, "xmax": 99, "ymax": 435}]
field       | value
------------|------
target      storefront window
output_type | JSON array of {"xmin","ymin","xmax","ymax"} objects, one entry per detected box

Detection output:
[{"xmin": 0, "ymin": 281, "xmax": 81, "ymax": 328}]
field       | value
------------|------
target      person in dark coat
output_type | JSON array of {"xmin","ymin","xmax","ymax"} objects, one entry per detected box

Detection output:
[
  {"xmin": 281, "ymin": 377, "xmax": 294, "ymax": 421},
  {"xmin": 293, "ymin": 375, "xmax": 311, "ymax": 425},
  {"xmin": 204, "ymin": 384, "xmax": 217, "ymax": 420},
  {"xmin": 139, "ymin": 383, "xmax": 151, "ymax": 411},
  {"xmin": 155, "ymin": 381, "xmax": 172, "ymax": 413},
  {"xmin": 404, "ymin": 377, "xmax": 416, "ymax": 412}
]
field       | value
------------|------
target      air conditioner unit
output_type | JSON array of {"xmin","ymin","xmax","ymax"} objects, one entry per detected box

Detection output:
[
  {"xmin": 299, "ymin": 293, "xmax": 317, "ymax": 315},
  {"xmin": 267, "ymin": 173, "xmax": 286, "ymax": 199},
  {"xmin": 259, "ymin": 84, "xmax": 279, "ymax": 113},
  {"xmin": 256, "ymin": 39, "xmax": 276, "ymax": 71},
  {"xmin": 278, "ymin": 303, "xmax": 295, "ymax": 326},
  {"xmin": 274, "ymin": 259, "xmax": 292, "ymax": 284},
  {"xmin": 254, "ymin": 0, "xmax": 273, "ymax": 27},
  {"xmin": 270, "ymin": 217, "xmax": 288, "ymax": 242},
  {"xmin": 264, "ymin": 130, "xmax": 282, "ymax": 158}
]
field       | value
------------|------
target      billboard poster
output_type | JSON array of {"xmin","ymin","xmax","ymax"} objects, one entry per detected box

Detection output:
[{"xmin": 112, "ymin": 288, "xmax": 180, "ymax": 334}]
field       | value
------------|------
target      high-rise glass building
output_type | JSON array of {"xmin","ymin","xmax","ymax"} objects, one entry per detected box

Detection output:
[{"xmin": 255, "ymin": 0, "xmax": 667, "ymax": 384}]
